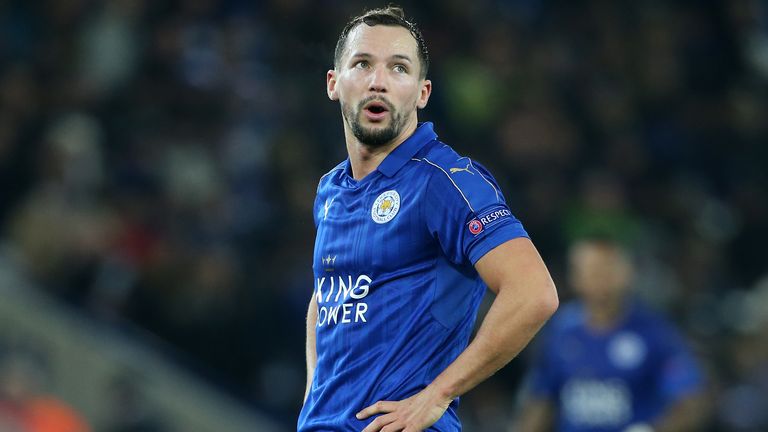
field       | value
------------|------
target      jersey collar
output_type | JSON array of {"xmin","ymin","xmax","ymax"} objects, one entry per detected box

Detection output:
[{"xmin": 377, "ymin": 122, "xmax": 437, "ymax": 177}]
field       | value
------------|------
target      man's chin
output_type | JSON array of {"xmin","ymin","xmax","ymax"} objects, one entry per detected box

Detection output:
[
  {"xmin": 354, "ymin": 128, "xmax": 398, "ymax": 147},
  {"xmin": 359, "ymin": 124, "xmax": 390, "ymax": 136}
]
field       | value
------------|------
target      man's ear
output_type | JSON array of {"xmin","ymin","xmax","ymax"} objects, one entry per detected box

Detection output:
[
  {"xmin": 327, "ymin": 69, "xmax": 339, "ymax": 101},
  {"xmin": 417, "ymin": 79, "xmax": 432, "ymax": 109}
]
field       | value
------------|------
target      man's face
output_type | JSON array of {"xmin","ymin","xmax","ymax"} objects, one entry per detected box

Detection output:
[
  {"xmin": 569, "ymin": 242, "xmax": 632, "ymax": 306},
  {"xmin": 327, "ymin": 24, "xmax": 431, "ymax": 147}
]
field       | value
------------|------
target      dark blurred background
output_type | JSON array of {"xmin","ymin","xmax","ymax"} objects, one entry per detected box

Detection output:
[{"xmin": 0, "ymin": 0, "xmax": 766, "ymax": 431}]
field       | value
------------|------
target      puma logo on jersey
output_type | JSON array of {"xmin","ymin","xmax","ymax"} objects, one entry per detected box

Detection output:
[
  {"xmin": 324, "ymin": 198, "xmax": 334, "ymax": 220},
  {"xmin": 449, "ymin": 163, "xmax": 474, "ymax": 175}
]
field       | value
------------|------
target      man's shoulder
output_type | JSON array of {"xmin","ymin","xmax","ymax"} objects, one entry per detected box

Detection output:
[
  {"xmin": 410, "ymin": 141, "xmax": 503, "ymax": 210},
  {"xmin": 412, "ymin": 141, "xmax": 498, "ymax": 185},
  {"xmin": 317, "ymin": 160, "xmax": 347, "ymax": 190},
  {"xmin": 412, "ymin": 140, "xmax": 466, "ymax": 170},
  {"xmin": 625, "ymin": 300, "xmax": 685, "ymax": 342},
  {"xmin": 321, "ymin": 160, "xmax": 347, "ymax": 179}
]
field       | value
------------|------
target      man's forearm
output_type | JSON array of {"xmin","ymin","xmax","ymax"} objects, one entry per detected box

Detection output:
[
  {"xmin": 304, "ymin": 295, "xmax": 318, "ymax": 402},
  {"xmin": 428, "ymin": 283, "xmax": 557, "ymax": 401},
  {"xmin": 355, "ymin": 285, "xmax": 557, "ymax": 432},
  {"xmin": 354, "ymin": 240, "xmax": 557, "ymax": 431},
  {"xmin": 421, "ymin": 238, "xmax": 558, "ymax": 402}
]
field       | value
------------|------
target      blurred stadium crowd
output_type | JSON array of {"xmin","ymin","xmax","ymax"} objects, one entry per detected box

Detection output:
[{"xmin": 0, "ymin": 0, "xmax": 766, "ymax": 430}]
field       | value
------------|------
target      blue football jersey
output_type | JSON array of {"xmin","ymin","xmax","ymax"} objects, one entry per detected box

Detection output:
[
  {"xmin": 297, "ymin": 122, "xmax": 529, "ymax": 431},
  {"xmin": 525, "ymin": 301, "xmax": 703, "ymax": 432}
]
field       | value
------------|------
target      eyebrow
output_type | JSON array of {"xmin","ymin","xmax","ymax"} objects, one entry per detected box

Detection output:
[
  {"xmin": 391, "ymin": 54, "xmax": 413, "ymax": 63},
  {"xmin": 349, "ymin": 52, "xmax": 413, "ymax": 63}
]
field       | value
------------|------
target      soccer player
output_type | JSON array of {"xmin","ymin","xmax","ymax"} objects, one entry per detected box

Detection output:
[
  {"xmin": 297, "ymin": 6, "xmax": 559, "ymax": 432},
  {"xmin": 513, "ymin": 238, "xmax": 706, "ymax": 432}
]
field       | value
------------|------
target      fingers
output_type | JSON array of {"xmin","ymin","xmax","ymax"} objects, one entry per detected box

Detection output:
[
  {"xmin": 357, "ymin": 400, "xmax": 397, "ymax": 420},
  {"xmin": 381, "ymin": 423, "xmax": 405, "ymax": 432},
  {"xmin": 360, "ymin": 412, "xmax": 400, "ymax": 432}
]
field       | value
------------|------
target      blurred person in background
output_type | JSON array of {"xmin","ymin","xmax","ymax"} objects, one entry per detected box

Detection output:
[
  {"xmin": 513, "ymin": 237, "xmax": 706, "ymax": 432},
  {"xmin": 0, "ymin": 348, "xmax": 91, "ymax": 432},
  {"xmin": 298, "ymin": 6, "xmax": 558, "ymax": 432}
]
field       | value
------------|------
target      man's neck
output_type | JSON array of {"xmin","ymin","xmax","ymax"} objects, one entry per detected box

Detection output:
[
  {"xmin": 584, "ymin": 299, "xmax": 626, "ymax": 331},
  {"xmin": 344, "ymin": 118, "xmax": 418, "ymax": 180}
]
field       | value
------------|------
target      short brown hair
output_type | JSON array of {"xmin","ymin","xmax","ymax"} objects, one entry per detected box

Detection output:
[{"xmin": 334, "ymin": 5, "xmax": 430, "ymax": 79}]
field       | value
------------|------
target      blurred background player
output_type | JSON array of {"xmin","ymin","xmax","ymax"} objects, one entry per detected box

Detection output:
[{"xmin": 513, "ymin": 237, "xmax": 706, "ymax": 432}]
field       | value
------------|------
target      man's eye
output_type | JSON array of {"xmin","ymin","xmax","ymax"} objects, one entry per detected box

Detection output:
[
  {"xmin": 394, "ymin": 65, "xmax": 407, "ymax": 73},
  {"xmin": 355, "ymin": 61, "xmax": 369, "ymax": 69}
]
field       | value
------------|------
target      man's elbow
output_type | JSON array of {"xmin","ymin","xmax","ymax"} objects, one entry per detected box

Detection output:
[{"xmin": 531, "ymin": 282, "xmax": 559, "ymax": 324}]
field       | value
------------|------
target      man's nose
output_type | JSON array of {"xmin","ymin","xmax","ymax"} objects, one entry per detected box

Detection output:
[{"xmin": 368, "ymin": 66, "xmax": 388, "ymax": 93}]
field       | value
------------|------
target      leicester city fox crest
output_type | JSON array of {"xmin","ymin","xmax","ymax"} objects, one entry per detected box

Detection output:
[{"xmin": 371, "ymin": 190, "xmax": 400, "ymax": 224}]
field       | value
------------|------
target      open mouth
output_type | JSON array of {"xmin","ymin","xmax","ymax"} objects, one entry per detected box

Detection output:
[
  {"xmin": 364, "ymin": 101, "xmax": 389, "ymax": 114},
  {"xmin": 363, "ymin": 100, "xmax": 390, "ymax": 121}
]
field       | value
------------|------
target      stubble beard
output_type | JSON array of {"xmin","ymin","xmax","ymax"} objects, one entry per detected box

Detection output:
[{"xmin": 342, "ymin": 96, "xmax": 409, "ymax": 148}]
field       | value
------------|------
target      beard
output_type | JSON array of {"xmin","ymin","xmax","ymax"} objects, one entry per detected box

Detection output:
[{"xmin": 342, "ymin": 96, "xmax": 408, "ymax": 148}]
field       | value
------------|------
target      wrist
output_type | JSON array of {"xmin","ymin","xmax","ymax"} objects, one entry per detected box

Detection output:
[{"xmin": 425, "ymin": 381, "xmax": 456, "ymax": 407}]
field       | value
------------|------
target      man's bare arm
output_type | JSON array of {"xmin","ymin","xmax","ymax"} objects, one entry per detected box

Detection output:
[
  {"xmin": 428, "ymin": 237, "xmax": 559, "ymax": 397},
  {"xmin": 358, "ymin": 237, "xmax": 559, "ymax": 431},
  {"xmin": 304, "ymin": 294, "xmax": 318, "ymax": 403}
]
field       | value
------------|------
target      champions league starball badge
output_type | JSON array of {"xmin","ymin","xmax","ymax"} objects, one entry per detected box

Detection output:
[
  {"xmin": 468, "ymin": 219, "xmax": 483, "ymax": 235},
  {"xmin": 371, "ymin": 190, "xmax": 401, "ymax": 224}
]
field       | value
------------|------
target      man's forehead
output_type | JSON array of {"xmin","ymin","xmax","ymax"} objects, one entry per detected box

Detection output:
[
  {"xmin": 343, "ymin": 24, "xmax": 418, "ymax": 59},
  {"xmin": 571, "ymin": 243, "xmax": 626, "ymax": 265}
]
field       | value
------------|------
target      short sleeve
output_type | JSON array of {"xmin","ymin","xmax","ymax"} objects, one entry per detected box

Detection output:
[{"xmin": 423, "ymin": 159, "xmax": 528, "ymax": 266}]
